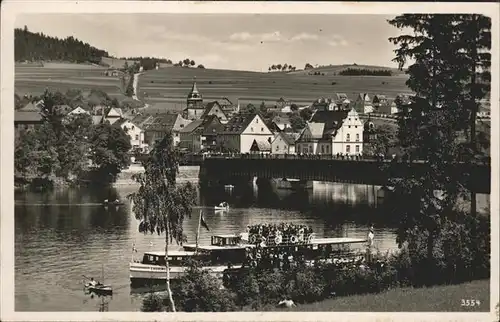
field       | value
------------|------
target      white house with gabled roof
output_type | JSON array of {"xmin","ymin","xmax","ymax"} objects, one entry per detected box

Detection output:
[
  {"xmin": 217, "ymin": 112, "xmax": 274, "ymax": 153},
  {"xmin": 295, "ymin": 108, "xmax": 364, "ymax": 156}
]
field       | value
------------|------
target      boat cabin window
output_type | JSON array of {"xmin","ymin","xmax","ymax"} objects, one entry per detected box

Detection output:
[
  {"xmin": 211, "ymin": 236, "xmax": 241, "ymax": 246},
  {"xmin": 142, "ymin": 254, "xmax": 194, "ymax": 266}
]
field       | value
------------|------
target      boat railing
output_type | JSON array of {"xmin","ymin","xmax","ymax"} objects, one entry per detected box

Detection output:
[{"xmin": 248, "ymin": 232, "xmax": 315, "ymax": 246}]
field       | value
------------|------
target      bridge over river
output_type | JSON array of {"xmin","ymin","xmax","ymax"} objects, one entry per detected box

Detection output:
[{"xmin": 198, "ymin": 154, "xmax": 491, "ymax": 194}]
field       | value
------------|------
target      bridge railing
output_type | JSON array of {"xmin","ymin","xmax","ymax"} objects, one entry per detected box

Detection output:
[{"xmin": 196, "ymin": 153, "xmax": 490, "ymax": 165}]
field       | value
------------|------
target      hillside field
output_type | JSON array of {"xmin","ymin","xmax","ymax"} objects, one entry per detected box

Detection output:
[
  {"xmin": 15, "ymin": 63, "xmax": 128, "ymax": 101},
  {"xmin": 137, "ymin": 66, "xmax": 411, "ymax": 109}
]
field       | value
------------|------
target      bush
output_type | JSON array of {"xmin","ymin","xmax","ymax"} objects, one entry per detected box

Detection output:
[
  {"xmin": 171, "ymin": 260, "xmax": 237, "ymax": 312},
  {"xmin": 286, "ymin": 266, "xmax": 326, "ymax": 303},
  {"xmin": 141, "ymin": 293, "xmax": 166, "ymax": 312}
]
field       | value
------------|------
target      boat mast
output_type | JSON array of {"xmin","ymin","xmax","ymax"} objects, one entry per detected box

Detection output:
[{"xmin": 195, "ymin": 209, "xmax": 202, "ymax": 254}]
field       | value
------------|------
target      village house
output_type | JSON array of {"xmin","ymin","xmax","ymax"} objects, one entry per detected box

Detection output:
[
  {"xmin": 395, "ymin": 93, "xmax": 412, "ymax": 106},
  {"xmin": 104, "ymin": 107, "xmax": 123, "ymax": 125},
  {"xmin": 353, "ymin": 93, "xmax": 373, "ymax": 114},
  {"xmin": 113, "ymin": 118, "xmax": 148, "ymax": 152},
  {"xmin": 276, "ymin": 97, "xmax": 290, "ymax": 109},
  {"xmin": 14, "ymin": 102, "xmax": 43, "ymax": 136},
  {"xmin": 67, "ymin": 106, "xmax": 90, "ymax": 116},
  {"xmin": 311, "ymin": 98, "xmax": 337, "ymax": 112},
  {"xmin": 334, "ymin": 93, "xmax": 350, "ymax": 108},
  {"xmin": 378, "ymin": 100, "xmax": 399, "ymax": 115},
  {"xmin": 295, "ymin": 108, "xmax": 364, "ymax": 156},
  {"xmin": 182, "ymin": 79, "xmax": 205, "ymax": 120},
  {"xmin": 200, "ymin": 101, "xmax": 230, "ymax": 123},
  {"xmin": 272, "ymin": 115, "xmax": 292, "ymax": 131},
  {"xmin": 372, "ymin": 94, "xmax": 388, "ymax": 110},
  {"xmin": 142, "ymin": 113, "xmax": 192, "ymax": 147},
  {"xmin": 218, "ymin": 97, "xmax": 239, "ymax": 117},
  {"xmin": 217, "ymin": 112, "xmax": 274, "ymax": 153},
  {"xmin": 271, "ymin": 132, "xmax": 299, "ymax": 154},
  {"xmin": 179, "ymin": 115, "xmax": 222, "ymax": 153}
]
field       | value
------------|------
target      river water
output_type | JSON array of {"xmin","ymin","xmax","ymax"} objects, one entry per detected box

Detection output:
[{"xmin": 14, "ymin": 180, "xmax": 490, "ymax": 312}]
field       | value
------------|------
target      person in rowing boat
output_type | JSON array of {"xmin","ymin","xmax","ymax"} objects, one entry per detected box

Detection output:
[
  {"xmin": 89, "ymin": 277, "xmax": 103, "ymax": 287},
  {"xmin": 89, "ymin": 277, "xmax": 98, "ymax": 287}
]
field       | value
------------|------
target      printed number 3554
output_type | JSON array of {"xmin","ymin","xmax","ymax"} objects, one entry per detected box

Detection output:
[{"xmin": 461, "ymin": 299, "xmax": 481, "ymax": 307}]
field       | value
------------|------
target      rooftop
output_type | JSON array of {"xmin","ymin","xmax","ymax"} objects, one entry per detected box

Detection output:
[
  {"xmin": 143, "ymin": 113, "xmax": 180, "ymax": 132},
  {"xmin": 15, "ymin": 110, "xmax": 43, "ymax": 123},
  {"xmin": 220, "ymin": 112, "xmax": 259, "ymax": 135}
]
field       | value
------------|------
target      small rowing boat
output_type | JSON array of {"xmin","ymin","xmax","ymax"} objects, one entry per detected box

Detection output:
[
  {"xmin": 103, "ymin": 199, "xmax": 125, "ymax": 206},
  {"xmin": 84, "ymin": 282, "xmax": 113, "ymax": 295}
]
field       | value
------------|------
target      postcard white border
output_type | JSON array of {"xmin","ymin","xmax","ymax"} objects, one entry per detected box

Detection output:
[{"xmin": 1, "ymin": 1, "xmax": 499, "ymax": 322}]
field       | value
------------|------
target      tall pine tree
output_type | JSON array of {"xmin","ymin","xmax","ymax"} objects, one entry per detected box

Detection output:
[{"xmin": 387, "ymin": 14, "xmax": 491, "ymax": 283}]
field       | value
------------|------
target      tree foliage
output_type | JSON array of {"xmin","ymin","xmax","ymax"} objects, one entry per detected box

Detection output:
[
  {"xmin": 88, "ymin": 123, "xmax": 131, "ymax": 183},
  {"xmin": 387, "ymin": 14, "xmax": 491, "ymax": 274},
  {"xmin": 338, "ymin": 68, "xmax": 392, "ymax": 76},
  {"xmin": 289, "ymin": 114, "xmax": 306, "ymax": 132}
]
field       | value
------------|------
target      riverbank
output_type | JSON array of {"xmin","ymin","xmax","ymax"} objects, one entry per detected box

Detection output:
[
  {"xmin": 114, "ymin": 165, "xmax": 200, "ymax": 186},
  {"xmin": 265, "ymin": 279, "xmax": 491, "ymax": 312}
]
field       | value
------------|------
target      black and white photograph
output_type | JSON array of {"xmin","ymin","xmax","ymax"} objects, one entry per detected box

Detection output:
[{"xmin": 0, "ymin": 2, "xmax": 498, "ymax": 321}]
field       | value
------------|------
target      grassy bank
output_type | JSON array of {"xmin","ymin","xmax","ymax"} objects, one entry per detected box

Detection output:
[{"xmin": 266, "ymin": 279, "xmax": 490, "ymax": 312}]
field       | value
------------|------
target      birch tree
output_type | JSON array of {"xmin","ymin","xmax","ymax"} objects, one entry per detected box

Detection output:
[{"xmin": 128, "ymin": 133, "xmax": 197, "ymax": 312}]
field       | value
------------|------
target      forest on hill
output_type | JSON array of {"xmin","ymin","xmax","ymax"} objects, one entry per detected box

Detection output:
[
  {"xmin": 15, "ymin": 26, "xmax": 109, "ymax": 63},
  {"xmin": 14, "ymin": 27, "xmax": 192, "ymax": 70}
]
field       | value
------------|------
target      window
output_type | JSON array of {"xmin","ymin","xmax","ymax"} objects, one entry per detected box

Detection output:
[
  {"xmin": 251, "ymin": 127, "xmax": 254, "ymax": 132},
  {"xmin": 346, "ymin": 145, "xmax": 351, "ymax": 153},
  {"xmin": 321, "ymin": 145, "xmax": 325, "ymax": 154},
  {"xmin": 348, "ymin": 125, "xmax": 351, "ymax": 128},
  {"xmin": 355, "ymin": 145, "xmax": 360, "ymax": 153},
  {"xmin": 326, "ymin": 145, "xmax": 330, "ymax": 153},
  {"xmin": 135, "ymin": 135, "xmax": 139, "ymax": 140},
  {"xmin": 261, "ymin": 127, "xmax": 264, "ymax": 132},
  {"xmin": 180, "ymin": 124, "xmax": 184, "ymax": 128},
  {"xmin": 355, "ymin": 126, "xmax": 358, "ymax": 128},
  {"xmin": 256, "ymin": 118, "xmax": 259, "ymax": 123},
  {"xmin": 276, "ymin": 145, "xmax": 279, "ymax": 151},
  {"xmin": 356, "ymin": 134, "xmax": 360, "ymax": 142},
  {"xmin": 346, "ymin": 134, "xmax": 350, "ymax": 142}
]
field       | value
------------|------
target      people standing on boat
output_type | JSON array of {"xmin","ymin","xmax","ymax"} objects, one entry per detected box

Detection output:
[{"xmin": 368, "ymin": 226, "xmax": 375, "ymax": 247}]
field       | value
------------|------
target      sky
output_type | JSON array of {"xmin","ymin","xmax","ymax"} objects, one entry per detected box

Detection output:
[{"xmin": 15, "ymin": 14, "xmax": 403, "ymax": 72}]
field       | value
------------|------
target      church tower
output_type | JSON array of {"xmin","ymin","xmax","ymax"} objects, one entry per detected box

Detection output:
[{"xmin": 187, "ymin": 77, "xmax": 203, "ymax": 109}]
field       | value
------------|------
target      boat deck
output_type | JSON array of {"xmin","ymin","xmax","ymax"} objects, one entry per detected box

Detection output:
[{"xmin": 183, "ymin": 237, "xmax": 367, "ymax": 250}]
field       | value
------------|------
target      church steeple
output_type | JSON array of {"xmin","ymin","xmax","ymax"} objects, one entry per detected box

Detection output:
[{"xmin": 186, "ymin": 76, "xmax": 203, "ymax": 111}]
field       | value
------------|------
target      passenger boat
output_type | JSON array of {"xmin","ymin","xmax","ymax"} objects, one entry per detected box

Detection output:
[
  {"xmin": 129, "ymin": 249, "xmax": 243, "ymax": 286},
  {"xmin": 214, "ymin": 202, "xmax": 229, "ymax": 211},
  {"xmin": 129, "ymin": 225, "xmax": 368, "ymax": 286}
]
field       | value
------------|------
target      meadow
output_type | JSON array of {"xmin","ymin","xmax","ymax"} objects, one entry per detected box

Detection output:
[
  {"xmin": 15, "ymin": 63, "xmax": 128, "ymax": 100},
  {"xmin": 267, "ymin": 279, "xmax": 491, "ymax": 312},
  {"xmin": 137, "ymin": 66, "xmax": 411, "ymax": 109}
]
